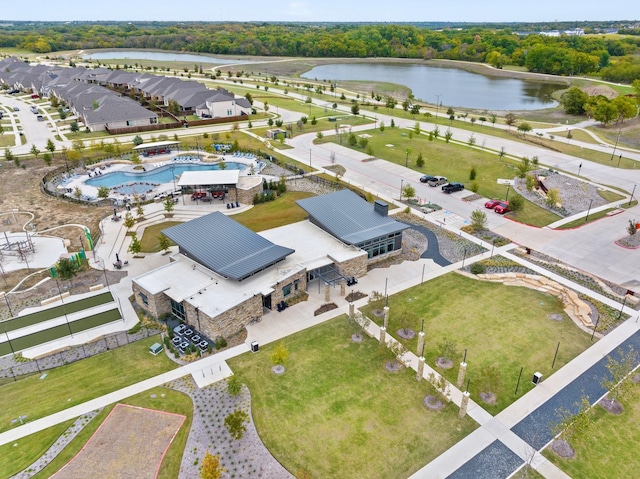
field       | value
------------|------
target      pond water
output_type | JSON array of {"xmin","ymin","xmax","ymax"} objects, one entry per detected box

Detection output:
[
  {"xmin": 83, "ymin": 50, "xmax": 246, "ymax": 64},
  {"xmin": 302, "ymin": 63, "xmax": 560, "ymax": 111},
  {"xmin": 86, "ymin": 162, "xmax": 247, "ymax": 189}
]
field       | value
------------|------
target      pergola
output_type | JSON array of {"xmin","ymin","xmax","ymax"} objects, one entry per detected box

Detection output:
[
  {"xmin": 177, "ymin": 170, "xmax": 241, "ymax": 203},
  {"xmin": 132, "ymin": 140, "xmax": 179, "ymax": 157}
]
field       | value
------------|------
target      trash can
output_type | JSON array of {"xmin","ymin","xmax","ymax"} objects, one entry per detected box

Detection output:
[
  {"xmin": 250, "ymin": 341, "xmax": 259, "ymax": 353},
  {"xmin": 532, "ymin": 372, "xmax": 543, "ymax": 385}
]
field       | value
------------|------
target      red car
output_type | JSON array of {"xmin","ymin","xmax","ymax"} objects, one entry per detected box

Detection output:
[
  {"xmin": 494, "ymin": 202, "xmax": 510, "ymax": 214},
  {"xmin": 484, "ymin": 199, "xmax": 501, "ymax": 209}
]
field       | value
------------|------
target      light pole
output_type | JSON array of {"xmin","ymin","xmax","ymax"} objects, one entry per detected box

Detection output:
[
  {"xmin": 610, "ymin": 127, "xmax": 622, "ymax": 163},
  {"xmin": 400, "ymin": 179, "xmax": 404, "ymax": 201},
  {"xmin": 617, "ymin": 154, "xmax": 623, "ymax": 168},
  {"xmin": 309, "ymin": 149, "xmax": 312, "ymax": 168},
  {"xmin": 505, "ymin": 185, "xmax": 510, "ymax": 202},
  {"xmin": 629, "ymin": 185, "xmax": 636, "ymax": 207},
  {"xmin": 578, "ymin": 162, "xmax": 582, "ymax": 176},
  {"xmin": 405, "ymin": 149, "xmax": 409, "ymax": 167},
  {"xmin": 585, "ymin": 199, "xmax": 593, "ymax": 222},
  {"xmin": 435, "ymin": 94, "xmax": 442, "ymax": 120}
]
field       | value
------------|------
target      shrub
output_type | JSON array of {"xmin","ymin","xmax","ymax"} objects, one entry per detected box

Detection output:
[
  {"xmin": 470, "ymin": 263, "xmax": 486, "ymax": 275},
  {"xmin": 214, "ymin": 336, "xmax": 227, "ymax": 349},
  {"xmin": 470, "ymin": 181, "xmax": 479, "ymax": 193},
  {"xmin": 508, "ymin": 194, "xmax": 524, "ymax": 212},
  {"xmin": 469, "ymin": 167, "xmax": 477, "ymax": 180}
]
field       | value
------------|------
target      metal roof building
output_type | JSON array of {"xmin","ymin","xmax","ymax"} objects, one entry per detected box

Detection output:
[
  {"xmin": 162, "ymin": 212, "xmax": 294, "ymax": 281},
  {"xmin": 296, "ymin": 189, "xmax": 408, "ymax": 245}
]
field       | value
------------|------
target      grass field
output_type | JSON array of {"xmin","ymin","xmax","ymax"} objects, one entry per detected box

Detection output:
[
  {"xmin": 228, "ymin": 316, "xmax": 477, "ymax": 479},
  {"xmin": 1, "ymin": 386, "xmax": 193, "ymax": 479},
  {"xmin": 231, "ymin": 190, "xmax": 315, "ymax": 231},
  {"xmin": 317, "ymin": 127, "xmax": 561, "ymax": 226},
  {"xmin": 139, "ymin": 221, "xmax": 181, "ymax": 253},
  {"xmin": 359, "ymin": 273, "xmax": 594, "ymax": 414},
  {"xmin": 0, "ymin": 336, "xmax": 176, "ymax": 433},
  {"xmin": 253, "ymin": 114, "xmax": 371, "ymax": 139},
  {"xmin": 543, "ymin": 378, "xmax": 640, "ymax": 479}
]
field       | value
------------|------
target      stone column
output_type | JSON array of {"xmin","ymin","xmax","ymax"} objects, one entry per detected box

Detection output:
[
  {"xmin": 417, "ymin": 331, "xmax": 425, "ymax": 357},
  {"xmin": 383, "ymin": 306, "xmax": 390, "ymax": 329},
  {"xmin": 340, "ymin": 281, "xmax": 346, "ymax": 296},
  {"xmin": 416, "ymin": 356, "xmax": 425, "ymax": 382},
  {"xmin": 456, "ymin": 362, "xmax": 467, "ymax": 389},
  {"xmin": 324, "ymin": 283, "xmax": 330, "ymax": 302},
  {"xmin": 379, "ymin": 326, "xmax": 386, "ymax": 344},
  {"xmin": 459, "ymin": 391, "xmax": 470, "ymax": 418},
  {"xmin": 348, "ymin": 302, "xmax": 354, "ymax": 320}
]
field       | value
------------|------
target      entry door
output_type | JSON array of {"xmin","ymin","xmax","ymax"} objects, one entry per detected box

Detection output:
[{"xmin": 262, "ymin": 294, "xmax": 272, "ymax": 310}]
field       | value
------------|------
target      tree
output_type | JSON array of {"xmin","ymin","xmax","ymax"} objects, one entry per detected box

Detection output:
[
  {"xmin": 97, "ymin": 186, "xmax": 110, "ymax": 199},
  {"xmin": 593, "ymin": 99, "xmax": 618, "ymax": 126},
  {"xmin": 42, "ymin": 152, "xmax": 52, "ymax": 166},
  {"xmin": 490, "ymin": 114, "xmax": 497, "ymax": 127},
  {"xmin": 128, "ymin": 233, "xmax": 141, "ymax": 255},
  {"xmin": 168, "ymin": 99, "xmax": 180, "ymax": 116},
  {"xmin": 200, "ymin": 451, "xmax": 226, "ymax": 479},
  {"xmin": 470, "ymin": 209, "xmax": 487, "ymax": 230},
  {"xmin": 516, "ymin": 157, "xmax": 532, "ymax": 178},
  {"xmin": 612, "ymin": 96, "xmax": 638, "ymax": 123},
  {"xmin": 70, "ymin": 121, "xmax": 79, "ymax": 133},
  {"xmin": 416, "ymin": 152, "xmax": 424, "ymax": 168},
  {"xmin": 224, "ymin": 409, "xmax": 249, "ymax": 440},
  {"xmin": 56, "ymin": 257, "xmax": 78, "ymax": 281},
  {"xmin": 505, "ymin": 113, "xmax": 517, "ymax": 129},
  {"xmin": 348, "ymin": 133, "xmax": 357, "ymax": 146},
  {"xmin": 560, "ymin": 87, "xmax": 589, "ymax": 115},
  {"xmin": 270, "ymin": 342, "xmax": 289, "ymax": 365},
  {"xmin": 73, "ymin": 186, "xmax": 82, "ymax": 199},
  {"xmin": 627, "ymin": 220, "xmax": 638, "ymax": 236},
  {"xmin": 546, "ymin": 188, "xmax": 561, "ymax": 207},
  {"xmin": 351, "ymin": 102, "xmax": 360, "ymax": 115},
  {"xmin": 432, "ymin": 125, "xmax": 440, "ymax": 138},
  {"xmin": 123, "ymin": 212, "xmax": 135, "ymax": 233},
  {"xmin": 30, "ymin": 144, "xmax": 40, "ymax": 159},
  {"xmin": 517, "ymin": 122, "xmax": 532, "ymax": 136},
  {"xmin": 131, "ymin": 150, "xmax": 141, "ymax": 165},
  {"xmin": 444, "ymin": 128, "xmax": 453, "ymax": 143},
  {"xmin": 554, "ymin": 395, "xmax": 593, "ymax": 444},
  {"xmin": 163, "ymin": 197, "xmax": 175, "ymax": 214},
  {"xmin": 158, "ymin": 234, "xmax": 171, "ymax": 254},
  {"xmin": 226, "ymin": 375, "xmax": 243, "ymax": 396},
  {"xmin": 402, "ymin": 184, "xmax": 416, "ymax": 200},
  {"xmin": 469, "ymin": 166, "xmax": 477, "ymax": 180},
  {"xmin": 508, "ymin": 194, "xmax": 524, "ymax": 212},
  {"xmin": 132, "ymin": 135, "xmax": 143, "ymax": 146}
]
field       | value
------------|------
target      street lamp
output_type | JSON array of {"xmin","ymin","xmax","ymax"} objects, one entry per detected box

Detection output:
[
  {"xmin": 629, "ymin": 185, "xmax": 636, "ymax": 207},
  {"xmin": 435, "ymin": 94, "xmax": 442, "ymax": 120},
  {"xmin": 400, "ymin": 179, "xmax": 404, "ymax": 200},
  {"xmin": 309, "ymin": 149, "xmax": 312, "ymax": 168},
  {"xmin": 505, "ymin": 185, "xmax": 511, "ymax": 202},
  {"xmin": 610, "ymin": 127, "xmax": 622, "ymax": 163},
  {"xmin": 585, "ymin": 199, "xmax": 593, "ymax": 222}
]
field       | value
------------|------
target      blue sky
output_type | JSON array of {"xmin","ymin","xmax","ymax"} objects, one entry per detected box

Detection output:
[{"xmin": 4, "ymin": 1, "xmax": 637, "ymax": 23}]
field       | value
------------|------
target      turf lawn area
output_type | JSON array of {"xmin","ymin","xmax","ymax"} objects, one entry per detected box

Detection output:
[
  {"xmin": 359, "ymin": 273, "xmax": 594, "ymax": 414},
  {"xmin": 253, "ymin": 114, "xmax": 371, "ymax": 139},
  {"xmin": 0, "ymin": 386, "xmax": 192, "ymax": 479},
  {"xmin": 230, "ymin": 191, "xmax": 315, "ymax": 231},
  {"xmin": 317, "ymin": 128, "xmax": 561, "ymax": 226},
  {"xmin": 543, "ymin": 378, "xmax": 640, "ymax": 479},
  {"xmin": 228, "ymin": 316, "xmax": 477, "ymax": 479},
  {"xmin": 139, "ymin": 221, "xmax": 181, "ymax": 253},
  {"xmin": 0, "ymin": 336, "xmax": 176, "ymax": 433}
]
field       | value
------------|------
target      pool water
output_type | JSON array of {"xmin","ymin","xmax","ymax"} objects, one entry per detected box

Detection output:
[{"xmin": 86, "ymin": 163, "xmax": 247, "ymax": 189}]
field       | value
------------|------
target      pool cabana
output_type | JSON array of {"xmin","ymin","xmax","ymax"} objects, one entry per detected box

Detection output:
[
  {"xmin": 178, "ymin": 170, "xmax": 241, "ymax": 203},
  {"xmin": 133, "ymin": 140, "xmax": 179, "ymax": 157}
]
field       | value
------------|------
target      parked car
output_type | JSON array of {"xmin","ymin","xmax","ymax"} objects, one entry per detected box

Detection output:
[
  {"xmin": 427, "ymin": 176, "xmax": 447, "ymax": 187},
  {"xmin": 484, "ymin": 199, "xmax": 502, "ymax": 209},
  {"xmin": 419, "ymin": 175, "xmax": 435, "ymax": 183},
  {"xmin": 173, "ymin": 324, "xmax": 187, "ymax": 335},
  {"xmin": 37, "ymin": 115, "xmax": 44, "ymax": 121},
  {"xmin": 442, "ymin": 182, "xmax": 464, "ymax": 194},
  {"xmin": 30, "ymin": 106, "xmax": 38, "ymax": 114},
  {"xmin": 494, "ymin": 202, "xmax": 510, "ymax": 214},
  {"xmin": 13, "ymin": 107, "xmax": 19, "ymax": 111}
]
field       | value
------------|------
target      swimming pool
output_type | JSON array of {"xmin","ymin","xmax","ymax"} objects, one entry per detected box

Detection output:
[{"xmin": 86, "ymin": 163, "xmax": 247, "ymax": 189}]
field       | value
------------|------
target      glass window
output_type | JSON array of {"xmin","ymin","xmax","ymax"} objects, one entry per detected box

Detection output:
[
  {"xmin": 283, "ymin": 283, "xmax": 292, "ymax": 297},
  {"xmin": 170, "ymin": 299, "xmax": 186, "ymax": 320},
  {"xmin": 139, "ymin": 292, "xmax": 148, "ymax": 305}
]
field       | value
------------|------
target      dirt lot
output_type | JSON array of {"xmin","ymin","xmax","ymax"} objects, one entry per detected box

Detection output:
[{"xmin": 52, "ymin": 403, "xmax": 185, "ymax": 479}]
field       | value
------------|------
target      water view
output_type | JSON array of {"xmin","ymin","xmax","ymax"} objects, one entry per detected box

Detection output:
[
  {"xmin": 302, "ymin": 63, "xmax": 561, "ymax": 111},
  {"xmin": 84, "ymin": 50, "xmax": 246, "ymax": 64}
]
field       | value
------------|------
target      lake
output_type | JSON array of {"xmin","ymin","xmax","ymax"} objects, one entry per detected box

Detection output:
[
  {"xmin": 84, "ymin": 50, "xmax": 246, "ymax": 65},
  {"xmin": 302, "ymin": 63, "xmax": 560, "ymax": 111}
]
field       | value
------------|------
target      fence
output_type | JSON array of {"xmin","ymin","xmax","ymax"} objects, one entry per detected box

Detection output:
[{"xmin": 0, "ymin": 326, "xmax": 161, "ymax": 385}]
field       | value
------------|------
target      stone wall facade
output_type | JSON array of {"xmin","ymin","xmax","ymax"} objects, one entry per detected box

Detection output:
[
  {"xmin": 271, "ymin": 269, "xmax": 308, "ymax": 306},
  {"xmin": 132, "ymin": 281, "xmax": 172, "ymax": 319},
  {"xmin": 333, "ymin": 251, "xmax": 368, "ymax": 278},
  {"xmin": 237, "ymin": 180, "xmax": 263, "ymax": 205},
  {"xmin": 183, "ymin": 294, "xmax": 263, "ymax": 339}
]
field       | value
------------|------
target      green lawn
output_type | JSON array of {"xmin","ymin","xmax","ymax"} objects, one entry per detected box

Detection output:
[
  {"xmin": 140, "ymin": 221, "xmax": 181, "ymax": 253},
  {"xmin": 228, "ymin": 316, "xmax": 477, "ymax": 479},
  {"xmin": 359, "ymin": 273, "xmax": 594, "ymax": 414},
  {"xmin": 253, "ymin": 114, "xmax": 371, "ymax": 139},
  {"xmin": 543, "ymin": 379, "xmax": 640, "ymax": 479},
  {"xmin": 231, "ymin": 190, "xmax": 315, "ymax": 231},
  {"xmin": 0, "ymin": 336, "xmax": 176, "ymax": 433},
  {"xmin": 317, "ymin": 128, "xmax": 561, "ymax": 226},
  {"xmin": 3, "ymin": 386, "xmax": 192, "ymax": 479}
]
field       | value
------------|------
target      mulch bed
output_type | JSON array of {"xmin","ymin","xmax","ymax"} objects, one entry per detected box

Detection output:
[
  {"xmin": 397, "ymin": 328, "xmax": 416, "ymax": 339},
  {"xmin": 435, "ymin": 357, "xmax": 454, "ymax": 369},
  {"xmin": 345, "ymin": 291, "xmax": 367, "ymax": 302},
  {"xmin": 600, "ymin": 397, "xmax": 624, "ymax": 414},
  {"xmin": 551, "ymin": 439, "xmax": 575, "ymax": 458},
  {"xmin": 479, "ymin": 392, "xmax": 497, "ymax": 405},
  {"xmin": 423, "ymin": 395, "xmax": 445, "ymax": 411},
  {"xmin": 314, "ymin": 302, "xmax": 338, "ymax": 316}
]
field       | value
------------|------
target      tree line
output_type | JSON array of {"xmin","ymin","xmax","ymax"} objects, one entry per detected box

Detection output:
[{"xmin": 3, "ymin": 22, "xmax": 640, "ymax": 82}]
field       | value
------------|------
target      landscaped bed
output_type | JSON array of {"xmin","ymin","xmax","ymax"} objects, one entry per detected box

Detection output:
[
  {"xmin": 359, "ymin": 272, "xmax": 595, "ymax": 414},
  {"xmin": 227, "ymin": 315, "xmax": 477, "ymax": 479}
]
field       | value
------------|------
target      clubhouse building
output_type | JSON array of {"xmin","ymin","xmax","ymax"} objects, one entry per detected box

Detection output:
[{"xmin": 132, "ymin": 190, "xmax": 408, "ymax": 339}]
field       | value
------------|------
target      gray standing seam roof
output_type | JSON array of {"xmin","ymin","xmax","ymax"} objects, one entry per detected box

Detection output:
[
  {"xmin": 162, "ymin": 212, "xmax": 294, "ymax": 281},
  {"xmin": 296, "ymin": 189, "xmax": 408, "ymax": 245}
]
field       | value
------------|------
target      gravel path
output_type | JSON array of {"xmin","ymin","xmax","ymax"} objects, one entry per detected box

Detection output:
[{"xmin": 168, "ymin": 377, "xmax": 293, "ymax": 479}]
